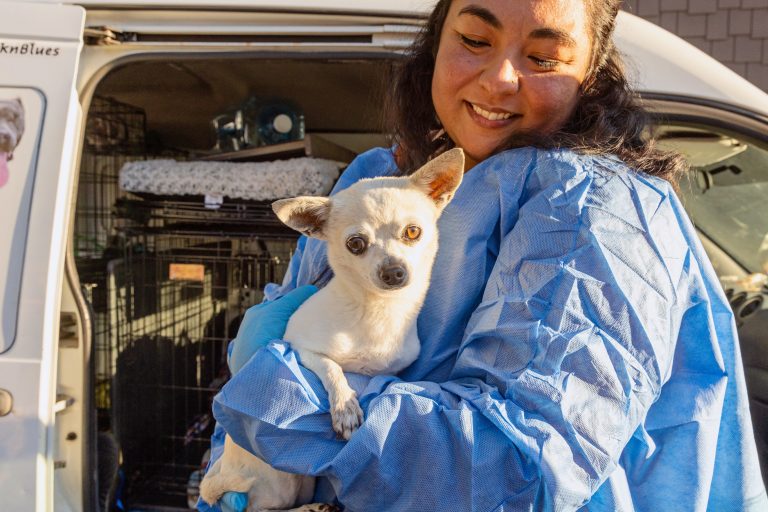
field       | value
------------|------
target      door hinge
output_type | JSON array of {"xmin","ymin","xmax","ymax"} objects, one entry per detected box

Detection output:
[
  {"xmin": 54, "ymin": 394, "xmax": 76, "ymax": 414},
  {"xmin": 60, "ymin": 311, "xmax": 79, "ymax": 349},
  {"xmin": 84, "ymin": 26, "xmax": 136, "ymax": 46}
]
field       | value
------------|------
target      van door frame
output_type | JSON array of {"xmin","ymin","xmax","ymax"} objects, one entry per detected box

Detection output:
[{"xmin": 0, "ymin": 2, "xmax": 86, "ymax": 511}]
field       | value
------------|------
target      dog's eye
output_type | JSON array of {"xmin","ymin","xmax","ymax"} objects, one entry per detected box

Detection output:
[
  {"xmin": 403, "ymin": 225, "xmax": 422, "ymax": 242},
  {"xmin": 346, "ymin": 236, "xmax": 367, "ymax": 255}
]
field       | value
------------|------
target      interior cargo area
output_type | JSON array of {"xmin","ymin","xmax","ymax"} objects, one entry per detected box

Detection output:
[{"xmin": 72, "ymin": 55, "xmax": 395, "ymax": 511}]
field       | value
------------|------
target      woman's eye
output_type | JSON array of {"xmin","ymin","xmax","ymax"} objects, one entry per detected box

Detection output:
[
  {"xmin": 346, "ymin": 236, "xmax": 367, "ymax": 255},
  {"xmin": 403, "ymin": 225, "xmax": 422, "ymax": 242},
  {"xmin": 530, "ymin": 56, "xmax": 559, "ymax": 70},
  {"xmin": 459, "ymin": 34, "xmax": 489, "ymax": 49}
]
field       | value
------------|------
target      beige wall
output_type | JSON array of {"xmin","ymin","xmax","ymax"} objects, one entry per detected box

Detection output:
[{"xmin": 622, "ymin": 0, "xmax": 768, "ymax": 92}]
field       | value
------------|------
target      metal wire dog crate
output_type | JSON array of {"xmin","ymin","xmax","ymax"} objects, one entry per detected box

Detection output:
[
  {"xmin": 75, "ymin": 96, "xmax": 153, "ymax": 425},
  {"xmin": 108, "ymin": 231, "xmax": 296, "ymax": 509},
  {"xmin": 74, "ymin": 96, "xmax": 300, "ymax": 511}
]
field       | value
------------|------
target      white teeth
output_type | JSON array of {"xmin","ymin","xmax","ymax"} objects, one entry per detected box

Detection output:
[{"xmin": 471, "ymin": 103, "xmax": 512, "ymax": 121}]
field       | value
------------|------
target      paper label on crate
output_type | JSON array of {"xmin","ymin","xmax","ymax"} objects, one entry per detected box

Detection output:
[
  {"xmin": 204, "ymin": 194, "xmax": 224, "ymax": 209},
  {"xmin": 169, "ymin": 263, "xmax": 205, "ymax": 282}
]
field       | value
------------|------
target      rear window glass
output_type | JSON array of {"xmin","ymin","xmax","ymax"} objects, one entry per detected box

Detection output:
[{"xmin": 658, "ymin": 125, "xmax": 768, "ymax": 275}]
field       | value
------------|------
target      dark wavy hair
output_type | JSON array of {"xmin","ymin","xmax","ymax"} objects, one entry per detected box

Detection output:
[{"xmin": 385, "ymin": 0, "xmax": 687, "ymax": 182}]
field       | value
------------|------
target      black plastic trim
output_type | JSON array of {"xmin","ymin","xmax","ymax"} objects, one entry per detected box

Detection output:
[
  {"xmin": 641, "ymin": 92, "xmax": 768, "ymax": 126},
  {"xmin": 133, "ymin": 33, "xmax": 373, "ymax": 43}
]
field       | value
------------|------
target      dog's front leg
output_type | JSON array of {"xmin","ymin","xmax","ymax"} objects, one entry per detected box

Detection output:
[{"xmin": 298, "ymin": 350, "xmax": 363, "ymax": 440}]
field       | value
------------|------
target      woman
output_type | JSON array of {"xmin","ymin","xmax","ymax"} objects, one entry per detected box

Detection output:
[{"xmin": 206, "ymin": 0, "xmax": 767, "ymax": 510}]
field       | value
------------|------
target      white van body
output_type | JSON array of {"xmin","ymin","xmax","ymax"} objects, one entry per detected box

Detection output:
[{"xmin": 0, "ymin": 1, "xmax": 766, "ymax": 511}]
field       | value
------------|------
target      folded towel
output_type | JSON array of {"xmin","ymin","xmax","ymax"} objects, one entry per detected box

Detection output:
[{"xmin": 119, "ymin": 157, "xmax": 344, "ymax": 201}]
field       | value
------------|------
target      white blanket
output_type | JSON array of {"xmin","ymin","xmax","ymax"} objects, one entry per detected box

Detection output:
[{"xmin": 119, "ymin": 157, "xmax": 344, "ymax": 201}]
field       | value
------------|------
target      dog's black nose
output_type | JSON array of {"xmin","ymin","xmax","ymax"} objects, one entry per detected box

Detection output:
[{"xmin": 379, "ymin": 265, "xmax": 409, "ymax": 288}]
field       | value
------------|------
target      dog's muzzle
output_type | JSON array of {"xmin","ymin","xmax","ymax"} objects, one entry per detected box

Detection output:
[{"xmin": 378, "ymin": 263, "xmax": 409, "ymax": 289}]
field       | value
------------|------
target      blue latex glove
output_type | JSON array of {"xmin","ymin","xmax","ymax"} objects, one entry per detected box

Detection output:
[
  {"xmin": 228, "ymin": 284, "xmax": 318, "ymax": 374},
  {"xmin": 219, "ymin": 492, "xmax": 248, "ymax": 512},
  {"xmin": 219, "ymin": 284, "xmax": 317, "ymax": 512}
]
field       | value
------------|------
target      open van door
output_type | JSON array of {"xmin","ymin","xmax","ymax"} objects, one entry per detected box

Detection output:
[{"xmin": 0, "ymin": 1, "xmax": 85, "ymax": 510}]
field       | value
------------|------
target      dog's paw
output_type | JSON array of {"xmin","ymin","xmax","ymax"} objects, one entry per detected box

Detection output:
[
  {"xmin": 330, "ymin": 390, "xmax": 363, "ymax": 441},
  {"xmin": 198, "ymin": 475, "xmax": 223, "ymax": 505},
  {"xmin": 198, "ymin": 459, "xmax": 254, "ymax": 508}
]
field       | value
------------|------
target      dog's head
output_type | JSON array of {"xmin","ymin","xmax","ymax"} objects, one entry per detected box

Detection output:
[
  {"xmin": 0, "ymin": 98, "xmax": 24, "ymax": 155},
  {"xmin": 273, "ymin": 148, "xmax": 464, "ymax": 294}
]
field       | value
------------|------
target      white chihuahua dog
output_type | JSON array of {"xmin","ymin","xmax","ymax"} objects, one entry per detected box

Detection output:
[{"xmin": 200, "ymin": 148, "xmax": 464, "ymax": 512}]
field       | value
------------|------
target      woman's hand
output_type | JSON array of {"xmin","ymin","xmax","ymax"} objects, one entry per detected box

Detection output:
[{"xmin": 228, "ymin": 284, "xmax": 318, "ymax": 374}]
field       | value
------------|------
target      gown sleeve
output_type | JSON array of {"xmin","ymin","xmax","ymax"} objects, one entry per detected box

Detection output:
[{"xmin": 213, "ymin": 150, "xmax": 698, "ymax": 511}]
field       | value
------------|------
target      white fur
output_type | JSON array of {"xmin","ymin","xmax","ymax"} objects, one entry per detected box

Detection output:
[{"xmin": 200, "ymin": 148, "xmax": 464, "ymax": 512}]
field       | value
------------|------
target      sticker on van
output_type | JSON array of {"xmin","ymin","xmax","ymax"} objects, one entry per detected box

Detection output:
[{"xmin": 0, "ymin": 88, "xmax": 43, "ymax": 353}]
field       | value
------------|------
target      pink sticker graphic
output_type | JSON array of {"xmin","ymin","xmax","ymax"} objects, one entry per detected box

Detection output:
[{"xmin": 0, "ymin": 98, "xmax": 25, "ymax": 189}]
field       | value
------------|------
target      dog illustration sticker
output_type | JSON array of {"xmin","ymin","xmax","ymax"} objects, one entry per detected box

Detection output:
[
  {"xmin": 1, "ymin": 88, "xmax": 42, "ymax": 353},
  {"xmin": 0, "ymin": 98, "xmax": 25, "ymax": 188}
]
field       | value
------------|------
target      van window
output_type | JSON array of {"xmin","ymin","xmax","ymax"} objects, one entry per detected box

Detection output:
[
  {"xmin": 0, "ymin": 88, "xmax": 44, "ymax": 353},
  {"xmin": 658, "ymin": 124, "xmax": 768, "ymax": 276}
]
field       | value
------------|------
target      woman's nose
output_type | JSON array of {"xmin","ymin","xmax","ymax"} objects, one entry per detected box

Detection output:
[{"xmin": 479, "ymin": 57, "xmax": 520, "ymax": 96}]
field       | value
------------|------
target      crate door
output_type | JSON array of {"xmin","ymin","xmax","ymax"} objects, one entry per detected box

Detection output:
[{"xmin": 0, "ymin": 2, "xmax": 85, "ymax": 511}]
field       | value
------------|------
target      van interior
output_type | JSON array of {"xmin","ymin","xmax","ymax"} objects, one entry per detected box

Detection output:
[{"xmin": 72, "ymin": 55, "xmax": 395, "ymax": 511}]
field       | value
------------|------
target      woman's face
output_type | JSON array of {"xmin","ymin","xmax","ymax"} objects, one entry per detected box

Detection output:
[{"xmin": 432, "ymin": 0, "xmax": 593, "ymax": 169}]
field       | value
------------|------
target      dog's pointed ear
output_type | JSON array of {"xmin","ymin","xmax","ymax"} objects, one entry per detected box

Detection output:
[
  {"xmin": 272, "ymin": 196, "xmax": 331, "ymax": 239},
  {"xmin": 409, "ymin": 148, "xmax": 464, "ymax": 210}
]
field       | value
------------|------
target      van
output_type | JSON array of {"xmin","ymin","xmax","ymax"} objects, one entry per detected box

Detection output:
[{"xmin": 0, "ymin": 1, "xmax": 767, "ymax": 511}]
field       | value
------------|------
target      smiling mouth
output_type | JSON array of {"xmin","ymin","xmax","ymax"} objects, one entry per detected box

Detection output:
[{"xmin": 469, "ymin": 102, "xmax": 516, "ymax": 121}]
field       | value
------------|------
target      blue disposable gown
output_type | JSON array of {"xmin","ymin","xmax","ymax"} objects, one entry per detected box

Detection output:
[{"xmin": 205, "ymin": 147, "xmax": 767, "ymax": 511}]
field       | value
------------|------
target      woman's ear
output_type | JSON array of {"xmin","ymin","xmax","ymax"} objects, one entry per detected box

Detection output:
[
  {"xmin": 409, "ymin": 147, "xmax": 465, "ymax": 209},
  {"xmin": 272, "ymin": 196, "xmax": 331, "ymax": 239}
]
